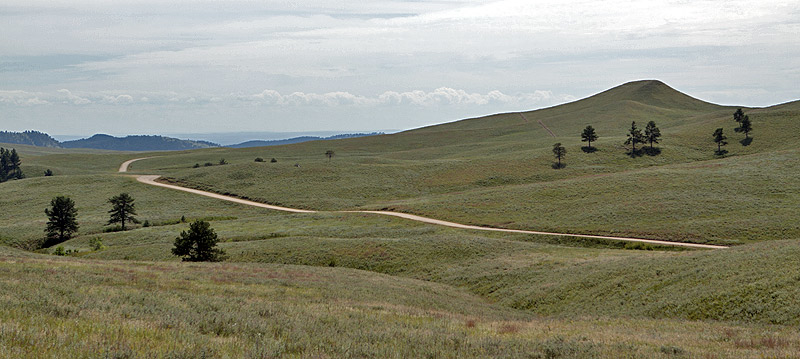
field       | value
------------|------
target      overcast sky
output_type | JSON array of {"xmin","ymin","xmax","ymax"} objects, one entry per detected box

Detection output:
[{"xmin": 1, "ymin": 0, "xmax": 799, "ymax": 137}]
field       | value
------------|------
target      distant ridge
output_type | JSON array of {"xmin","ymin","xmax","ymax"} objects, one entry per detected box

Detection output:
[
  {"xmin": 228, "ymin": 132, "xmax": 383, "ymax": 148},
  {"xmin": 61, "ymin": 134, "xmax": 219, "ymax": 151},
  {"xmin": 0, "ymin": 131, "xmax": 61, "ymax": 148}
]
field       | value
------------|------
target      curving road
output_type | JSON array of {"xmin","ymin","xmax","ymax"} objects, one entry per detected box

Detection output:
[{"xmin": 120, "ymin": 157, "xmax": 727, "ymax": 249}]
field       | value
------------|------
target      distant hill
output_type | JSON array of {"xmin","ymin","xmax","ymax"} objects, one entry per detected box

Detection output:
[
  {"xmin": 228, "ymin": 132, "xmax": 383, "ymax": 148},
  {"xmin": 0, "ymin": 131, "xmax": 61, "ymax": 148},
  {"xmin": 61, "ymin": 134, "xmax": 219, "ymax": 151}
]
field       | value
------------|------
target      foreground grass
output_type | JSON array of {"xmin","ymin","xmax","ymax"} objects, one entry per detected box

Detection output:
[{"xmin": 3, "ymin": 249, "xmax": 800, "ymax": 358}]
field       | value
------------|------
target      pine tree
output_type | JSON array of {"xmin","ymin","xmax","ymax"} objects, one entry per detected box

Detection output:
[
  {"xmin": 644, "ymin": 121, "xmax": 661, "ymax": 149},
  {"xmin": 107, "ymin": 193, "xmax": 138, "ymax": 231},
  {"xmin": 733, "ymin": 108, "xmax": 745, "ymax": 123},
  {"xmin": 735, "ymin": 115, "xmax": 752, "ymax": 139},
  {"xmin": 713, "ymin": 128, "xmax": 728, "ymax": 154},
  {"xmin": 44, "ymin": 196, "xmax": 79, "ymax": 247},
  {"xmin": 581, "ymin": 125, "xmax": 598, "ymax": 150},
  {"xmin": 0, "ymin": 148, "xmax": 7, "ymax": 182},
  {"xmin": 624, "ymin": 121, "xmax": 644, "ymax": 153},
  {"xmin": 552, "ymin": 142, "xmax": 566, "ymax": 168},
  {"xmin": 172, "ymin": 220, "xmax": 227, "ymax": 262},
  {"xmin": 8, "ymin": 149, "xmax": 22, "ymax": 179}
]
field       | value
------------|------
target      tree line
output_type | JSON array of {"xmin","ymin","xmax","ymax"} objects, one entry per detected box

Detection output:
[
  {"xmin": 44, "ymin": 193, "xmax": 225, "ymax": 261},
  {"xmin": 0, "ymin": 148, "xmax": 24, "ymax": 182}
]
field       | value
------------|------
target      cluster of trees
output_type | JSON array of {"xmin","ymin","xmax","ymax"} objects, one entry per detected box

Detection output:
[
  {"xmin": 0, "ymin": 148, "xmax": 24, "ymax": 182},
  {"xmin": 43, "ymin": 193, "xmax": 226, "ymax": 262},
  {"xmin": 554, "ymin": 109, "xmax": 755, "ymax": 167},
  {"xmin": 553, "ymin": 121, "xmax": 662, "ymax": 168},
  {"xmin": 713, "ymin": 109, "xmax": 754, "ymax": 155},
  {"xmin": 43, "ymin": 193, "xmax": 140, "ymax": 247}
]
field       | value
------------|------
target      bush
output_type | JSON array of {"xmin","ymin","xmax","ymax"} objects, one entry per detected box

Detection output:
[
  {"xmin": 219, "ymin": 159, "xmax": 228, "ymax": 165},
  {"xmin": 193, "ymin": 163, "xmax": 200, "ymax": 168},
  {"xmin": 270, "ymin": 158, "xmax": 277, "ymax": 163},
  {"xmin": 254, "ymin": 157, "xmax": 265, "ymax": 162},
  {"xmin": 44, "ymin": 169, "xmax": 54, "ymax": 176},
  {"xmin": 143, "ymin": 220, "xmax": 150, "ymax": 227},
  {"xmin": 172, "ymin": 220, "xmax": 227, "ymax": 262},
  {"xmin": 204, "ymin": 162, "xmax": 213, "ymax": 167},
  {"xmin": 53, "ymin": 246, "xmax": 66, "ymax": 256},
  {"xmin": 90, "ymin": 237, "xmax": 105, "ymax": 251}
]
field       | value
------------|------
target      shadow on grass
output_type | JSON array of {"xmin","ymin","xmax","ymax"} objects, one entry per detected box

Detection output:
[
  {"xmin": 551, "ymin": 162, "xmax": 566, "ymax": 169},
  {"xmin": 643, "ymin": 147, "xmax": 661, "ymax": 156},
  {"xmin": 627, "ymin": 149, "xmax": 644, "ymax": 158},
  {"xmin": 581, "ymin": 146, "xmax": 598, "ymax": 153},
  {"xmin": 740, "ymin": 137, "xmax": 753, "ymax": 146},
  {"xmin": 714, "ymin": 149, "xmax": 729, "ymax": 156}
]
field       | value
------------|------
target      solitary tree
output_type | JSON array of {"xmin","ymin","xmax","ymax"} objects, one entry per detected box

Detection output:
[
  {"xmin": 713, "ymin": 128, "xmax": 728, "ymax": 154},
  {"xmin": 735, "ymin": 115, "xmax": 752, "ymax": 139},
  {"xmin": 644, "ymin": 121, "xmax": 661, "ymax": 150},
  {"xmin": 44, "ymin": 196, "xmax": 79, "ymax": 247},
  {"xmin": 107, "ymin": 193, "xmax": 138, "ymax": 231},
  {"xmin": 581, "ymin": 125, "xmax": 598, "ymax": 150},
  {"xmin": 325, "ymin": 150, "xmax": 335, "ymax": 161},
  {"xmin": 172, "ymin": 220, "xmax": 227, "ymax": 262},
  {"xmin": 733, "ymin": 108, "xmax": 745, "ymax": 123},
  {"xmin": 552, "ymin": 142, "xmax": 566, "ymax": 168},
  {"xmin": 624, "ymin": 121, "xmax": 645, "ymax": 153}
]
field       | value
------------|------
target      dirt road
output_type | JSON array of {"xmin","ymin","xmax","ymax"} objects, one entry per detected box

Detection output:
[{"xmin": 121, "ymin": 158, "xmax": 727, "ymax": 249}]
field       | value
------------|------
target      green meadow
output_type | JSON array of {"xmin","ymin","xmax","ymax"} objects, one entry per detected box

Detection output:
[{"xmin": 2, "ymin": 80, "xmax": 800, "ymax": 357}]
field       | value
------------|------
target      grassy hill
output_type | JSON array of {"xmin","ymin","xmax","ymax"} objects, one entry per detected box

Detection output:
[
  {"xmin": 120, "ymin": 80, "xmax": 800, "ymax": 244},
  {"xmin": 2, "ymin": 80, "xmax": 800, "ymax": 357}
]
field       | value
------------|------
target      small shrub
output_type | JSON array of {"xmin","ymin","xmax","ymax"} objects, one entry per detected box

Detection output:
[
  {"xmin": 193, "ymin": 163, "xmax": 200, "ymax": 168},
  {"xmin": 90, "ymin": 237, "xmax": 105, "ymax": 251},
  {"xmin": 204, "ymin": 162, "xmax": 213, "ymax": 167},
  {"xmin": 219, "ymin": 158, "xmax": 228, "ymax": 165},
  {"xmin": 44, "ymin": 169, "xmax": 54, "ymax": 176},
  {"xmin": 254, "ymin": 157, "xmax": 265, "ymax": 162},
  {"xmin": 270, "ymin": 158, "xmax": 277, "ymax": 163},
  {"xmin": 143, "ymin": 220, "xmax": 150, "ymax": 227},
  {"xmin": 181, "ymin": 215, "xmax": 186, "ymax": 223},
  {"xmin": 53, "ymin": 246, "xmax": 66, "ymax": 256}
]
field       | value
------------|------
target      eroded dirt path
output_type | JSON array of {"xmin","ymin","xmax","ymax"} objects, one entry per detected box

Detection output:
[{"xmin": 121, "ymin": 158, "xmax": 727, "ymax": 249}]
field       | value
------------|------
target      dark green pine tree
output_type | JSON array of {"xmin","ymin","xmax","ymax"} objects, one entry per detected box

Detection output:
[
  {"xmin": 713, "ymin": 128, "xmax": 728, "ymax": 154},
  {"xmin": 44, "ymin": 196, "xmax": 79, "ymax": 247},
  {"xmin": 735, "ymin": 115, "xmax": 753, "ymax": 139},
  {"xmin": 581, "ymin": 125, "xmax": 598, "ymax": 150},
  {"xmin": 624, "ymin": 121, "xmax": 645, "ymax": 153},
  {"xmin": 107, "ymin": 193, "xmax": 139, "ymax": 231},
  {"xmin": 172, "ymin": 220, "xmax": 227, "ymax": 262},
  {"xmin": 733, "ymin": 108, "xmax": 745, "ymax": 123},
  {"xmin": 552, "ymin": 142, "xmax": 566, "ymax": 168},
  {"xmin": 644, "ymin": 121, "xmax": 661, "ymax": 149},
  {"xmin": 0, "ymin": 148, "xmax": 7, "ymax": 182},
  {"xmin": 8, "ymin": 149, "xmax": 23, "ymax": 179}
]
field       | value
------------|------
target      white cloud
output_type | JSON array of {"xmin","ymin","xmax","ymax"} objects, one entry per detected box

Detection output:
[{"xmin": 57, "ymin": 89, "xmax": 91, "ymax": 105}]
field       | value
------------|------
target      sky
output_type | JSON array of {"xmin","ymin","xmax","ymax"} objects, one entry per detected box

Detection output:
[{"xmin": 1, "ymin": 0, "xmax": 799, "ymax": 138}]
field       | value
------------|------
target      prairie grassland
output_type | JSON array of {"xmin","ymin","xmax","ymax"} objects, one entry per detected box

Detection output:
[
  {"xmin": 109, "ymin": 82, "xmax": 800, "ymax": 245},
  {"xmin": 3, "ymin": 249, "xmax": 800, "ymax": 358}
]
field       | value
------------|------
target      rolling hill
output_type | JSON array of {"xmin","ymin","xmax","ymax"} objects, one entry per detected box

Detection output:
[{"xmin": 3, "ymin": 79, "xmax": 800, "ymax": 357}]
